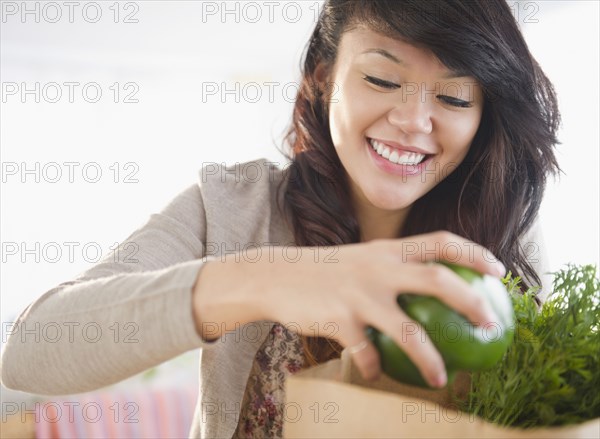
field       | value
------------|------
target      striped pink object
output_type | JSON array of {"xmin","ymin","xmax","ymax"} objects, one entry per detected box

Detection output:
[{"xmin": 35, "ymin": 387, "xmax": 198, "ymax": 439}]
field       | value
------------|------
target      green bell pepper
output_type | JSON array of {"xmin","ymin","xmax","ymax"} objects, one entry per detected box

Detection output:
[{"xmin": 366, "ymin": 261, "xmax": 514, "ymax": 388}]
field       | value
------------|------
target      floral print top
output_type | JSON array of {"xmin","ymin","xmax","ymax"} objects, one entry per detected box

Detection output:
[{"xmin": 232, "ymin": 323, "xmax": 305, "ymax": 438}]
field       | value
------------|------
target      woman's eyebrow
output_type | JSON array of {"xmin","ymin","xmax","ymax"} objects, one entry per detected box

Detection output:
[
  {"xmin": 360, "ymin": 48, "xmax": 471, "ymax": 79},
  {"xmin": 442, "ymin": 70, "xmax": 472, "ymax": 79},
  {"xmin": 361, "ymin": 48, "xmax": 405, "ymax": 65}
]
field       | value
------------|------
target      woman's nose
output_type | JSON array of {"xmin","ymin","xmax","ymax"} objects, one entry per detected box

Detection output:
[{"xmin": 386, "ymin": 90, "xmax": 433, "ymax": 135}]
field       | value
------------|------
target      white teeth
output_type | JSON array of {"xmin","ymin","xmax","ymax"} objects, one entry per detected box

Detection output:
[
  {"xmin": 398, "ymin": 154, "xmax": 419, "ymax": 165},
  {"xmin": 369, "ymin": 139, "xmax": 426, "ymax": 166}
]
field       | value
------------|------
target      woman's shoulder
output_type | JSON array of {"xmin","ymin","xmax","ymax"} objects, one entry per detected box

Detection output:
[
  {"xmin": 195, "ymin": 157, "xmax": 291, "ymax": 237},
  {"xmin": 197, "ymin": 157, "xmax": 287, "ymax": 197}
]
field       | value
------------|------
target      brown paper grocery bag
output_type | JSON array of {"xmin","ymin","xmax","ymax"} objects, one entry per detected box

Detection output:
[{"xmin": 283, "ymin": 349, "xmax": 600, "ymax": 438}]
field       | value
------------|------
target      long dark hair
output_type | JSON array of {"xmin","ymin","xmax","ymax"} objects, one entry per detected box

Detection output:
[{"xmin": 275, "ymin": 0, "xmax": 561, "ymax": 366}]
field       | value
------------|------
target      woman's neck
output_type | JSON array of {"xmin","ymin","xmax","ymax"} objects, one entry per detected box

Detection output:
[{"xmin": 357, "ymin": 203, "xmax": 410, "ymax": 242}]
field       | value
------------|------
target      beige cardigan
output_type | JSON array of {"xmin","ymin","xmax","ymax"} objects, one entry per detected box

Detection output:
[{"xmin": 0, "ymin": 158, "xmax": 552, "ymax": 438}]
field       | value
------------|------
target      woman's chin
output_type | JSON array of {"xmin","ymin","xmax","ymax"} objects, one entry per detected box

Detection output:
[{"xmin": 366, "ymin": 192, "xmax": 417, "ymax": 212}]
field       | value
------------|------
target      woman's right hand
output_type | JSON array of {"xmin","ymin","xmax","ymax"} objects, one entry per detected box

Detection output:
[{"xmin": 192, "ymin": 231, "xmax": 506, "ymax": 388}]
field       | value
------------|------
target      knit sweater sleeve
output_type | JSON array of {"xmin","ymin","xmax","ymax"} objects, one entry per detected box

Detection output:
[{"xmin": 0, "ymin": 182, "xmax": 218, "ymax": 395}]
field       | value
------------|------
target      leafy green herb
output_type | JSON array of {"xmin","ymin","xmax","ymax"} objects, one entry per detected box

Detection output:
[{"xmin": 460, "ymin": 264, "xmax": 600, "ymax": 428}]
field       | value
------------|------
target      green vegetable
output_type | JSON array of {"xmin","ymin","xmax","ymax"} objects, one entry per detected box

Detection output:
[
  {"xmin": 461, "ymin": 264, "xmax": 600, "ymax": 427},
  {"xmin": 366, "ymin": 261, "xmax": 515, "ymax": 388}
]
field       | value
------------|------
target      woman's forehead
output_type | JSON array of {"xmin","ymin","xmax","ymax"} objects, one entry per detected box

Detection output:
[{"xmin": 338, "ymin": 26, "xmax": 470, "ymax": 79}]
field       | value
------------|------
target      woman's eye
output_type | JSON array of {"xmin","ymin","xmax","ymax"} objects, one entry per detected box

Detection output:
[
  {"xmin": 363, "ymin": 75, "xmax": 400, "ymax": 90},
  {"xmin": 438, "ymin": 95, "xmax": 473, "ymax": 108}
]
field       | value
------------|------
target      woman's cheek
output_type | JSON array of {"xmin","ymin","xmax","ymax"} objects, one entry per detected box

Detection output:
[
  {"xmin": 351, "ymin": 93, "xmax": 388, "ymax": 131},
  {"xmin": 443, "ymin": 112, "xmax": 482, "ymax": 149},
  {"xmin": 328, "ymin": 109, "xmax": 343, "ymax": 148},
  {"xmin": 331, "ymin": 90, "xmax": 369, "ymax": 144}
]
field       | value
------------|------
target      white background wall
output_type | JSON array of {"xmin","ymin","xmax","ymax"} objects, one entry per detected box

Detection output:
[{"xmin": 1, "ymin": 0, "xmax": 598, "ymax": 392}]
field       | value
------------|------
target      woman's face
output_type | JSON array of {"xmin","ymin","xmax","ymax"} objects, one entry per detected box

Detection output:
[{"xmin": 325, "ymin": 26, "xmax": 484, "ymax": 229}]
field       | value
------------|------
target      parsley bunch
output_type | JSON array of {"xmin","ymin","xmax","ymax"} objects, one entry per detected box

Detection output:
[{"xmin": 461, "ymin": 264, "xmax": 600, "ymax": 428}]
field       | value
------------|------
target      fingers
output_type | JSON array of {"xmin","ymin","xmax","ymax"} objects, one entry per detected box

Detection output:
[
  {"xmin": 345, "ymin": 232, "xmax": 507, "ymax": 387},
  {"xmin": 339, "ymin": 327, "xmax": 381, "ymax": 382},
  {"xmin": 386, "ymin": 231, "xmax": 506, "ymax": 278},
  {"xmin": 389, "ymin": 263, "xmax": 498, "ymax": 326},
  {"xmin": 338, "ymin": 305, "xmax": 447, "ymax": 388},
  {"xmin": 362, "ymin": 305, "xmax": 447, "ymax": 388}
]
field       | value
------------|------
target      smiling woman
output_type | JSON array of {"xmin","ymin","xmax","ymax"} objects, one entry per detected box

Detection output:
[
  {"xmin": 324, "ymin": 28, "xmax": 486, "ymax": 240},
  {"xmin": 279, "ymin": 0, "xmax": 559, "ymax": 384},
  {"xmin": 0, "ymin": 1, "xmax": 561, "ymax": 439}
]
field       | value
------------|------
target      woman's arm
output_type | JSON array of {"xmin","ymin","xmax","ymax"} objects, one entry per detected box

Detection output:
[
  {"xmin": 1, "ymin": 173, "xmax": 512, "ymax": 393},
  {"xmin": 0, "ymin": 184, "xmax": 216, "ymax": 395},
  {"xmin": 191, "ymin": 232, "xmax": 507, "ymax": 388}
]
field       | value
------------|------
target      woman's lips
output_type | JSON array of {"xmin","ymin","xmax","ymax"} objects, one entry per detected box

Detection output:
[
  {"xmin": 366, "ymin": 137, "xmax": 434, "ymax": 177},
  {"xmin": 368, "ymin": 137, "xmax": 434, "ymax": 156}
]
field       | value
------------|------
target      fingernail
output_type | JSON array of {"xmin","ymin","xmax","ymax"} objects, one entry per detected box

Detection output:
[
  {"xmin": 485, "ymin": 310, "xmax": 498, "ymax": 324},
  {"xmin": 496, "ymin": 262, "xmax": 506, "ymax": 276},
  {"xmin": 432, "ymin": 371, "xmax": 447, "ymax": 388}
]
